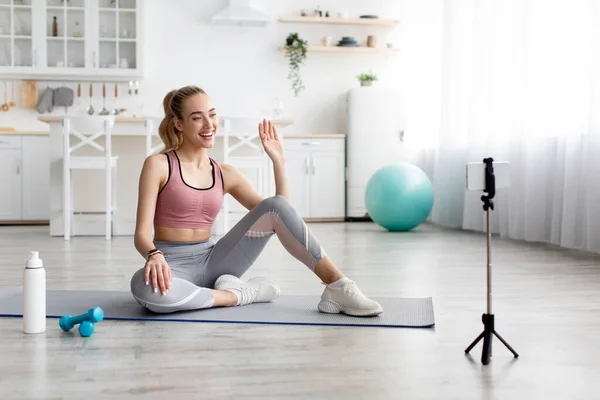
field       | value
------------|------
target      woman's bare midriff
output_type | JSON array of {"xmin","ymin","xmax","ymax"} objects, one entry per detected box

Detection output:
[{"xmin": 153, "ymin": 226, "xmax": 212, "ymax": 243}]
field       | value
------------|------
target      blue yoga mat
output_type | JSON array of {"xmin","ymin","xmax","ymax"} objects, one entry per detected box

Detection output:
[{"xmin": 0, "ymin": 287, "xmax": 435, "ymax": 328}]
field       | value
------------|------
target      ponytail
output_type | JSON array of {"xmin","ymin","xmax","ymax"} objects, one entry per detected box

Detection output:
[
  {"xmin": 158, "ymin": 85, "xmax": 207, "ymax": 152},
  {"xmin": 158, "ymin": 90, "xmax": 183, "ymax": 152}
]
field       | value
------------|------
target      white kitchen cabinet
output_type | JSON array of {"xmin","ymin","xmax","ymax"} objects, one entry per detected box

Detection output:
[
  {"xmin": 0, "ymin": 0, "xmax": 143, "ymax": 81},
  {"xmin": 285, "ymin": 147, "xmax": 311, "ymax": 218},
  {"xmin": 0, "ymin": 147, "xmax": 22, "ymax": 221},
  {"xmin": 0, "ymin": 135, "xmax": 49, "ymax": 222},
  {"xmin": 285, "ymin": 137, "xmax": 345, "ymax": 220},
  {"xmin": 21, "ymin": 136, "xmax": 49, "ymax": 220}
]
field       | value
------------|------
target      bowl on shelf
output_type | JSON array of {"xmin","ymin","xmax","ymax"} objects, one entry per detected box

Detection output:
[{"xmin": 337, "ymin": 36, "xmax": 359, "ymax": 47}]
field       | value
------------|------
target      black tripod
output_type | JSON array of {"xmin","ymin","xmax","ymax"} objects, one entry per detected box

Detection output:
[{"xmin": 465, "ymin": 157, "xmax": 519, "ymax": 365}]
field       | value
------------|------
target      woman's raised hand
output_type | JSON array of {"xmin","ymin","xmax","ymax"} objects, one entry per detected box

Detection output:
[{"xmin": 259, "ymin": 119, "xmax": 285, "ymax": 164}]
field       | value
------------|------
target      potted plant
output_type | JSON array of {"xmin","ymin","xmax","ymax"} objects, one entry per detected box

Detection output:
[
  {"xmin": 357, "ymin": 71, "xmax": 378, "ymax": 86},
  {"xmin": 284, "ymin": 33, "xmax": 308, "ymax": 96}
]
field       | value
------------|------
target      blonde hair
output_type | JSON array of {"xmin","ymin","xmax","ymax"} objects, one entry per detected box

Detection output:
[{"xmin": 158, "ymin": 85, "xmax": 207, "ymax": 152}]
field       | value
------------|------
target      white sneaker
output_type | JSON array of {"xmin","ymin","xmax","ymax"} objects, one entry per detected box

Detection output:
[
  {"xmin": 214, "ymin": 274, "xmax": 280, "ymax": 306},
  {"xmin": 318, "ymin": 281, "xmax": 383, "ymax": 317}
]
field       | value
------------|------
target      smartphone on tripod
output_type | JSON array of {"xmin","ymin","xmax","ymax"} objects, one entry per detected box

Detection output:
[{"xmin": 466, "ymin": 161, "xmax": 510, "ymax": 191}]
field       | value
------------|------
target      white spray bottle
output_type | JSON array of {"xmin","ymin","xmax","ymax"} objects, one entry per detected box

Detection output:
[{"xmin": 23, "ymin": 251, "xmax": 46, "ymax": 334}]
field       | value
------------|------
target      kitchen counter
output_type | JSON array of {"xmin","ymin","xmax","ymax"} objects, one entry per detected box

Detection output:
[
  {"xmin": 0, "ymin": 130, "xmax": 344, "ymax": 138},
  {"xmin": 37, "ymin": 116, "xmax": 295, "ymax": 127},
  {"xmin": 2, "ymin": 122, "xmax": 344, "ymax": 138},
  {"xmin": 283, "ymin": 133, "xmax": 346, "ymax": 138},
  {"xmin": 0, "ymin": 129, "xmax": 48, "ymax": 136},
  {"xmin": 38, "ymin": 116, "xmax": 346, "ymax": 238}
]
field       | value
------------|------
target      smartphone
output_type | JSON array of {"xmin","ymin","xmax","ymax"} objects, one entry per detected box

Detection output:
[{"xmin": 466, "ymin": 161, "xmax": 510, "ymax": 191}]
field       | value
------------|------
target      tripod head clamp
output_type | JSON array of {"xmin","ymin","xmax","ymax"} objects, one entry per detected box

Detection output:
[{"xmin": 481, "ymin": 157, "xmax": 495, "ymax": 211}]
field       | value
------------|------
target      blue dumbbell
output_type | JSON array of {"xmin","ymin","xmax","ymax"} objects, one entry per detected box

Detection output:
[
  {"xmin": 78, "ymin": 321, "xmax": 96, "ymax": 337},
  {"xmin": 59, "ymin": 307, "xmax": 104, "ymax": 337}
]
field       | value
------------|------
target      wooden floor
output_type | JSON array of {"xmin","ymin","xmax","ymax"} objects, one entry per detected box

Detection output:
[{"xmin": 0, "ymin": 222, "xmax": 598, "ymax": 399}]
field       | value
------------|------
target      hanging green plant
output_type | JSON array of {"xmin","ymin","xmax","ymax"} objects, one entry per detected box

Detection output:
[{"xmin": 284, "ymin": 33, "xmax": 308, "ymax": 96}]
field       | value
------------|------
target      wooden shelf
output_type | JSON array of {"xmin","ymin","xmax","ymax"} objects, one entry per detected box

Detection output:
[
  {"xmin": 278, "ymin": 16, "xmax": 398, "ymax": 27},
  {"xmin": 280, "ymin": 45, "xmax": 398, "ymax": 55}
]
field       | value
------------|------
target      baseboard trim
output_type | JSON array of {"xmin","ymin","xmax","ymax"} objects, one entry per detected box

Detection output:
[{"xmin": 345, "ymin": 215, "xmax": 373, "ymax": 222}]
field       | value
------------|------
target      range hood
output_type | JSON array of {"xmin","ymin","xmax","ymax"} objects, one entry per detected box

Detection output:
[{"xmin": 211, "ymin": 0, "xmax": 273, "ymax": 26}]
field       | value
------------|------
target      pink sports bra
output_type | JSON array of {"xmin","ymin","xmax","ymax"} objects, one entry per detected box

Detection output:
[{"xmin": 154, "ymin": 151, "xmax": 224, "ymax": 230}]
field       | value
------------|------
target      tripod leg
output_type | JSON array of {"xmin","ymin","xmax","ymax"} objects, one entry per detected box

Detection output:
[
  {"xmin": 481, "ymin": 330, "xmax": 493, "ymax": 365},
  {"xmin": 465, "ymin": 331, "xmax": 485, "ymax": 354},
  {"xmin": 493, "ymin": 331, "xmax": 519, "ymax": 358}
]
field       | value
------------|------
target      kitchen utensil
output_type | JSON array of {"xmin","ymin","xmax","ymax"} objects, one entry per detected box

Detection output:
[
  {"xmin": 98, "ymin": 83, "xmax": 110, "ymax": 115},
  {"xmin": 2, "ymin": 82, "xmax": 9, "ymax": 111},
  {"xmin": 76, "ymin": 82, "xmax": 81, "ymax": 111},
  {"xmin": 112, "ymin": 83, "xmax": 120, "ymax": 115},
  {"xmin": 9, "ymin": 81, "xmax": 15, "ymax": 107},
  {"xmin": 20, "ymin": 80, "xmax": 38, "ymax": 109},
  {"xmin": 86, "ymin": 83, "xmax": 94, "ymax": 115}
]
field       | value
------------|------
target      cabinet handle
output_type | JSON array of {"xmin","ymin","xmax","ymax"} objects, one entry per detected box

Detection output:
[
  {"xmin": 16, "ymin": 165, "xmax": 20, "ymax": 175},
  {"xmin": 399, "ymin": 130, "xmax": 404, "ymax": 142},
  {"xmin": 302, "ymin": 141, "xmax": 320, "ymax": 146},
  {"xmin": 311, "ymin": 156, "xmax": 316, "ymax": 175},
  {"xmin": 305, "ymin": 156, "xmax": 310, "ymax": 174}
]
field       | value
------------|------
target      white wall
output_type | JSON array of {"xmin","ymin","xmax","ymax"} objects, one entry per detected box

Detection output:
[{"xmin": 140, "ymin": 0, "xmax": 404, "ymax": 134}]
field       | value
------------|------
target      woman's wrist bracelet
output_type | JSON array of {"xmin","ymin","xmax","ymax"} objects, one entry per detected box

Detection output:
[{"xmin": 146, "ymin": 249, "xmax": 163, "ymax": 261}]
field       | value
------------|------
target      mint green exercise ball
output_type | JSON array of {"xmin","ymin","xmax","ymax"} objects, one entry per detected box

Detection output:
[{"xmin": 365, "ymin": 163, "xmax": 434, "ymax": 231}]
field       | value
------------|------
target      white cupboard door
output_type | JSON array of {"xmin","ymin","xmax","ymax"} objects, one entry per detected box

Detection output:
[
  {"xmin": 92, "ymin": 0, "xmax": 141, "ymax": 75},
  {"xmin": 0, "ymin": 149, "xmax": 23, "ymax": 221},
  {"xmin": 309, "ymin": 148, "xmax": 345, "ymax": 219},
  {"xmin": 43, "ymin": 0, "xmax": 89, "ymax": 71},
  {"xmin": 285, "ymin": 148, "xmax": 311, "ymax": 219},
  {"xmin": 21, "ymin": 136, "xmax": 50, "ymax": 220},
  {"xmin": 31, "ymin": 0, "xmax": 46, "ymax": 69}
]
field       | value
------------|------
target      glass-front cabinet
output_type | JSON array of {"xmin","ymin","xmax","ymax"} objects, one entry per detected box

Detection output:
[
  {"xmin": 0, "ymin": 0, "xmax": 36, "ymax": 68},
  {"xmin": 97, "ymin": 0, "xmax": 137, "ymax": 71},
  {"xmin": 0, "ymin": 0, "xmax": 142, "ymax": 80},
  {"xmin": 45, "ymin": 0, "xmax": 86, "ymax": 70}
]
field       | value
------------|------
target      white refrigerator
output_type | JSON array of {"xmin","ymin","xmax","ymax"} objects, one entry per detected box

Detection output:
[{"xmin": 346, "ymin": 86, "xmax": 406, "ymax": 219}]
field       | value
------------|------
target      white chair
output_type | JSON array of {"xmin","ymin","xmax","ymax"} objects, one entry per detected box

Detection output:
[
  {"xmin": 221, "ymin": 116, "xmax": 270, "ymax": 233},
  {"xmin": 62, "ymin": 115, "xmax": 117, "ymax": 240},
  {"xmin": 144, "ymin": 116, "xmax": 165, "ymax": 156}
]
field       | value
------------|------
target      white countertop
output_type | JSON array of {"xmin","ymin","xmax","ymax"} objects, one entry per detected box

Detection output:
[
  {"xmin": 0, "ymin": 130, "xmax": 346, "ymax": 138},
  {"xmin": 36, "ymin": 116, "xmax": 295, "ymax": 126},
  {"xmin": 2, "ymin": 120, "xmax": 346, "ymax": 138},
  {"xmin": 0, "ymin": 129, "xmax": 48, "ymax": 136}
]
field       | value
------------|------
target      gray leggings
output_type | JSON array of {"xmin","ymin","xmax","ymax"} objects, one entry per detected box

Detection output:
[{"xmin": 130, "ymin": 196, "xmax": 327, "ymax": 313}]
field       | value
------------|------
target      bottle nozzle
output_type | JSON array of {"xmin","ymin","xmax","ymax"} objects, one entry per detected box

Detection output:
[{"xmin": 29, "ymin": 251, "xmax": 39, "ymax": 260}]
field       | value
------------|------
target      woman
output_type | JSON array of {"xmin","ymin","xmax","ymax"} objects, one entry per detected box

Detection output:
[{"xmin": 130, "ymin": 85, "xmax": 383, "ymax": 317}]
